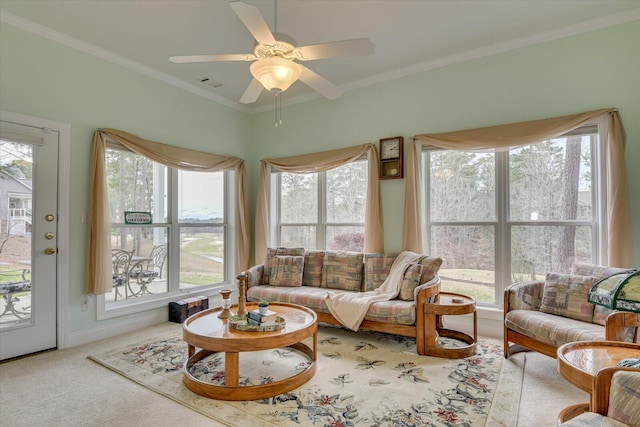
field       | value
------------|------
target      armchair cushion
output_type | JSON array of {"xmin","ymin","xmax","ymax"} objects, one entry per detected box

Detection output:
[
  {"xmin": 540, "ymin": 272, "xmax": 596, "ymax": 322},
  {"xmin": 608, "ymin": 370, "xmax": 640, "ymax": 426}
]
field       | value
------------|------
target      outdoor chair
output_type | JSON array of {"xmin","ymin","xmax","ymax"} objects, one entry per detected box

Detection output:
[
  {"xmin": 111, "ymin": 249, "xmax": 133, "ymax": 300},
  {"xmin": 128, "ymin": 244, "xmax": 167, "ymax": 296},
  {"xmin": 0, "ymin": 268, "xmax": 32, "ymax": 319}
]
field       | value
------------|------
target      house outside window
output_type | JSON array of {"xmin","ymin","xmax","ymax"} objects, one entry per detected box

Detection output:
[
  {"xmin": 101, "ymin": 145, "xmax": 230, "ymax": 315},
  {"xmin": 421, "ymin": 122, "xmax": 606, "ymax": 307},
  {"xmin": 274, "ymin": 159, "xmax": 367, "ymax": 251}
]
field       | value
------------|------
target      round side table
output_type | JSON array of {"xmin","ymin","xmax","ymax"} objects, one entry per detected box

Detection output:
[{"xmin": 423, "ymin": 292, "xmax": 477, "ymax": 358}]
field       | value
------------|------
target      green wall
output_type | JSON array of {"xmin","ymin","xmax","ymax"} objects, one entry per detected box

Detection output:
[
  {"xmin": 1, "ymin": 18, "xmax": 638, "ymax": 342},
  {"xmin": 249, "ymin": 19, "xmax": 640, "ymax": 263}
]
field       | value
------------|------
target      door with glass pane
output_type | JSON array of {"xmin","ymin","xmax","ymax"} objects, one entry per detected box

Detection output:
[{"xmin": 0, "ymin": 121, "xmax": 58, "ymax": 360}]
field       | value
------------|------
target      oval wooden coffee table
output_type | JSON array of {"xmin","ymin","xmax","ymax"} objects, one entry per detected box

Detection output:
[{"xmin": 183, "ymin": 302, "xmax": 317, "ymax": 401}]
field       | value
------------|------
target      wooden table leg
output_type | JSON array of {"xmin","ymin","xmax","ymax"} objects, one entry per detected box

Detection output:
[
  {"xmin": 225, "ymin": 352, "xmax": 239, "ymax": 387},
  {"xmin": 188, "ymin": 344, "xmax": 195, "ymax": 358}
]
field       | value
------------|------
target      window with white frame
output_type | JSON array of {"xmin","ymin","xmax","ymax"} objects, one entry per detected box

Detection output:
[
  {"xmin": 421, "ymin": 121, "xmax": 607, "ymax": 307},
  {"xmin": 274, "ymin": 159, "xmax": 367, "ymax": 251},
  {"xmin": 103, "ymin": 145, "xmax": 230, "ymax": 310}
]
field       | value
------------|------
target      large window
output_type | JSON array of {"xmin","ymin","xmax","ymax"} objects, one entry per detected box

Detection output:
[
  {"xmin": 274, "ymin": 160, "xmax": 367, "ymax": 251},
  {"xmin": 104, "ymin": 145, "xmax": 229, "ymax": 310},
  {"xmin": 421, "ymin": 123, "xmax": 606, "ymax": 306}
]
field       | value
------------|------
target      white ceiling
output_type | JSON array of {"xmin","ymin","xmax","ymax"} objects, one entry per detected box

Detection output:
[{"xmin": 2, "ymin": 1, "xmax": 639, "ymax": 112}]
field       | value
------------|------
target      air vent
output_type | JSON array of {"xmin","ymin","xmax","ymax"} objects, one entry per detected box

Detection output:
[{"xmin": 198, "ymin": 77, "xmax": 222, "ymax": 89}]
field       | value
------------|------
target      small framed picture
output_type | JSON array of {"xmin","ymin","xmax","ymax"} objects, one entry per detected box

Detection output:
[{"xmin": 379, "ymin": 136, "xmax": 403, "ymax": 179}]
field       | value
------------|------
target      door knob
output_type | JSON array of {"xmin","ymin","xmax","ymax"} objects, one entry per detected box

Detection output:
[{"xmin": 44, "ymin": 247, "xmax": 56, "ymax": 255}]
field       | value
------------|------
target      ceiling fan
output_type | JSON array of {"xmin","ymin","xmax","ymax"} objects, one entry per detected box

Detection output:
[{"xmin": 169, "ymin": 1, "xmax": 375, "ymax": 104}]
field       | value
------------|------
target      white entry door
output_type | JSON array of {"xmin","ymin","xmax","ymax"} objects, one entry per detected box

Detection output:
[{"xmin": 0, "ymin": 120, "xmax": 58, "ymax": 360}]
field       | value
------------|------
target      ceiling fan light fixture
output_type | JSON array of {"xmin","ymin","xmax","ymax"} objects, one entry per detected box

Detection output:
[{"xmin": 250, "ymin": 57, "xmax": 301, "ymax": 93}]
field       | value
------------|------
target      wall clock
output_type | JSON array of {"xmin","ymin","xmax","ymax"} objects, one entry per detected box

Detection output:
[{"xmin": 379, "ymin": 136, "xmax": 404, "ymax": 179}]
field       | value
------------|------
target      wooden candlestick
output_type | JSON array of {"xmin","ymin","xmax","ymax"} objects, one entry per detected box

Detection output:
[{"xmin": 237, "ymin": 274, "xmax": 247, "ymax": 315}]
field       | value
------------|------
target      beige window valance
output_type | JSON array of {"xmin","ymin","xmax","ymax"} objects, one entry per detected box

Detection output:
[
  {"xmin": 87, "ymin": 128, "xmax": 250, "ymax": 295},
  {"xmin": 403, "ymin": 108, "xmax": 632, "ymax": 267},
  {"xmin": 255, "ymin": 143, "xmax": 383, "ymax": 263}
]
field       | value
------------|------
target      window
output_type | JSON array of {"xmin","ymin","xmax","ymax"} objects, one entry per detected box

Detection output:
[
  {"xmin": 274, "ymin": 160, "xmax": 367, "ymax": 251},
  {"xmin": 102, "ymin": 145, "xmax": 230, "ymax": 313},
  {"xmin": 421, "ymin": 122, "xmax": 606, "ymax": 307}
]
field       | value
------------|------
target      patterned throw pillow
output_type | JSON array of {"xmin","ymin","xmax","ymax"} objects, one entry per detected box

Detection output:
[
  {"xmin": 262, "ymin": 247, "xmax": 305, "ymax": 285},
  {"xmin": 269, "ymin": 256, "xmax": 305, "ymax": 287},
  {"xmin": 321, "ymin": 251, "xmax": 364, "ymax": 292},
  {"xmin": 571, "ymin": 263, "xmax": 630, "ymax": 326},
  {"xmin": 303, "ymin": 251, "xmax": 325, "ymax": 287},
  {"xmin": 539, "ymin": 272, "xmax": 596, "ymax": 322},
  {"xmin": 419, "ymin": 256, "xmax": 443, "ymax": 285},
  {"xmin": 363, "ymin": 253, "xmax": 398, "ymax": 292},
  {"xmin": 398, "ymin": 264, "xmax": 424, "ymax": 301}
]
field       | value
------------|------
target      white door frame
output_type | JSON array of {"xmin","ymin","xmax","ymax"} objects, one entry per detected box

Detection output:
[{"xmin": 0, "ymin": 110, "xmax": 70, "ymax": 350}]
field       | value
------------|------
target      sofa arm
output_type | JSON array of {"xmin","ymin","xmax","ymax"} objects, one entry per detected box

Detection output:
[
  {"xmin": 504, "ymin": 280, "xmax": 545, "ymax": 313},
  {"xmin": 245, "ymin": 264, "xmax": 264, "ymax": 288},
  {"xmin": 605, "ymin": 311, "xmax": 640, "ymax": 342},
  {"xmin": 415, "ymin": 275, "xmax": 441, "ymax": 303}
]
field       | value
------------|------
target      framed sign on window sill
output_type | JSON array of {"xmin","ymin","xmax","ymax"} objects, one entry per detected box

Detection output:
[{"xmin": 379, "ymin": 136, "xmax": 403, "ymax": 179}]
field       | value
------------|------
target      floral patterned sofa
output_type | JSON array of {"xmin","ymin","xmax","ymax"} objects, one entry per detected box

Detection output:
[
  {"xmin": 244, "ymin": 248, "xmax": 442, "ymax": 355},
  {"xmin": 504, "ymin": 263, "xmax": 639, "ymax": 359}
]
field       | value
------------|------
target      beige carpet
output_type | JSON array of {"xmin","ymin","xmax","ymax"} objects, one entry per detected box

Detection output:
[
  {"xmin": 0, "ymin": 322, "xmax": 590, "ymax": 426},
  {"xmin": 88, "ymin": 325, "xmax": 520, "ymax": 426}
]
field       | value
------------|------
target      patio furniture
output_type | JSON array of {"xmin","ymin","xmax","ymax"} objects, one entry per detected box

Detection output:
[
  {"xmin": 111, "ymin": 249, "xmax": 133, "ymax": 300},
  {"xmin": 0, "ymin": 268, "xmax": 32, "ymax": 319},
  {"xmin": 128, "ymin": 244, "xmax": 167, "ymax": 296}
]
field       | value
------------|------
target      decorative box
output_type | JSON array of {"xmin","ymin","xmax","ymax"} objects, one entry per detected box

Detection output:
[{"xmin": 168, "ymin": 295, "xmax": 209, "ymax": 323}]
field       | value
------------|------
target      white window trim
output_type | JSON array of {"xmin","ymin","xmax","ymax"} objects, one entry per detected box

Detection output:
[
  {"xmin": 97, "ymin": 164, "xmax": 236, "ymax": 321},
  {"xmin": 420, "ymin": 119, "xmax": 609, "ymax": 308}
]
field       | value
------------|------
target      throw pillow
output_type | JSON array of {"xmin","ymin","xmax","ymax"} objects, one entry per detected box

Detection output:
[
  {"xmin": 262, "ymin": 247, "xmax": 305, "ymax": 285},
  {"xmin": 571, "ymin": 263, "xmax": 630, "ymax": 326},
  {"xmin": 269, "ymin": 255, "xmax": 305, "ymax": 287},
  {"xmin": 419, "ymin": 256, "xmax": 443, "ymax": 285},
  {"xmin": 398, "ymin": 263, "xmax": 424, "ymax": 301},
  {"xmin": 303, "ymin": 251, "xmax": 325, "ymax": 287},
  {"xmin": 321, "ymin": 251, "xmax": 364, "ymax": 292},
  {"xmin": 539, "ymin": 272, "xmax": 596, "ymax": 322},
  {"xmin": 363, "ymin": 253, "xmax": 398, "ymax": 292}
]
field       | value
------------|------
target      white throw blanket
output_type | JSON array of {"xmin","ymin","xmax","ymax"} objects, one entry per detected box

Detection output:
[{"xmin": 325, "ymin": 251, "xmax": 426, "ymax": 331}]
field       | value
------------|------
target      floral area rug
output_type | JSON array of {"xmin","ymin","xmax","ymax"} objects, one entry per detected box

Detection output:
[{"xmin": 88, "ymin": 326, "xmax": 522, "ymax": 427}]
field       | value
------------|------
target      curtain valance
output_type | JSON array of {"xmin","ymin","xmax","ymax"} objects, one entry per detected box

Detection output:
[
  {"xmin": 403, "ymin": 108, "xmax": 632, "ymax": 267},
  {"xmin": 87, "ymin": 128, "xmax": 250, "ymax": 294},
  {"xmin": 255, "ymin": 143, "xmax": 383, "ymax": 263}
]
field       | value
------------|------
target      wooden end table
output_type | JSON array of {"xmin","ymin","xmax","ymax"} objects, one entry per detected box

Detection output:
[
  {"xmin": 182, "ymin": 302, "xmax": 318, "ymax": 401},
  {"xmin": 423, "ymin": 292, "xmax": 477, "ymax": 358},
  {"xmin": 557, "ymin": 340, "xmax": 640, "ymax": 422}
]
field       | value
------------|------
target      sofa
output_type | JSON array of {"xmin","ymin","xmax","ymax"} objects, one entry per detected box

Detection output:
[
  {"xmin": 559, "ymin": 367, "xmax": 640, "ymax": 426},
  {"xmin": 243, "ymin": 248, "xmax": 442, "ymax": 355},
  {"xmin": 504, "ymin": 263, "xmax": 639, "ymax": 359}
]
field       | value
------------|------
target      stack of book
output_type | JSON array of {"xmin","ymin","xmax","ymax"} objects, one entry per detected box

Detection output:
[{"xmin": 247, "ymin": 308, "xmax": 278, "ymax": 326}]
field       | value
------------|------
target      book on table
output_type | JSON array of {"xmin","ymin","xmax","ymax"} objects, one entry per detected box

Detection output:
[
  {"xmin": 246, "ymin": 317, "xmax": 278, "ymax": 327},
  {"xmin": 248, "ymin": 309, "xmax": 278, "ymax": 323}
]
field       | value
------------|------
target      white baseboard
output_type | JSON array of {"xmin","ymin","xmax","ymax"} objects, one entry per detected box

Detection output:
[{"xmin": 66, "ymin": 310, "xmax": 168, "ymax": 348}]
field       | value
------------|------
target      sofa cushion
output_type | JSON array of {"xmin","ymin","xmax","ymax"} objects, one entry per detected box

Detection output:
[
  {"xmin": 321, "ymin": 251, "xmax": 364, "ymax": 292},
  {"xmin": 269, "ymin": 255, "xmax": 304, "ymax": 287},
  {"xmin": 303, "ymin": 251, "xmax": 325, "ymax": 287},
  {"xmin": 363, "ymin": 253, "xmax": 398, "ymax": 291},
  {"xmin": 398, "ymin": 264, "xmax": 424, "ymax": 301},
  {"xmin": 505, "ymin": 309, "xmax": 604, "ymax": 348},
  {"xmin": 245, "ymin": 285, "xmax": 416, "ymax": 326},
  {"xmin": 419, "ymin": 256, "xmax": 443, "ymax": 285},
  {"xmin": 572, "ymin": 263, "xmax": 630, "ymax": 326},
  {"xmin": 559, "ymin": 412, "xmax": 628, "ymax": 427},
  {"xmin": 262, "ymin": 247, "xmax": 305, "ymax": 285},
  {"xmin": 540, "ymin": 272, "xmax": 596, "ymax": 322}
]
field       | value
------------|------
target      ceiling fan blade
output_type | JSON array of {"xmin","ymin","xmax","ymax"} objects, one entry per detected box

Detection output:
[
  {"xmin": 295, "ymin": 38, "xmax": 375, "ymax": 61},
  {"xmin": 169, "ymin": 54, "xmax": 256, "ymax": 63},
  {"xmin": 298, "ymin": 65, "xmax": 343, "ymax": 100},
  {"xmin": 229, "ymin": 1, "xmax": 276, "ymax": 46},
  {"xmin": 239, "ymin": 79, "xmax": 264, "ymax": 104}
]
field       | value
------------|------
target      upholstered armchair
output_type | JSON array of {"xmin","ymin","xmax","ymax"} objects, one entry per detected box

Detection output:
[{"xmin": 559, "ymin": 367, "xmax": 640, "ymax": 426}]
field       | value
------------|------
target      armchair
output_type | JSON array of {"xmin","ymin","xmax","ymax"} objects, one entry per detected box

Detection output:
[
  {"xmin": 128, "ymin": 244, "xmax": 167, "ymax": 296},
  {"xmin": 559, "ymin": 367, "xmax": 640, "ymax": 426}
]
